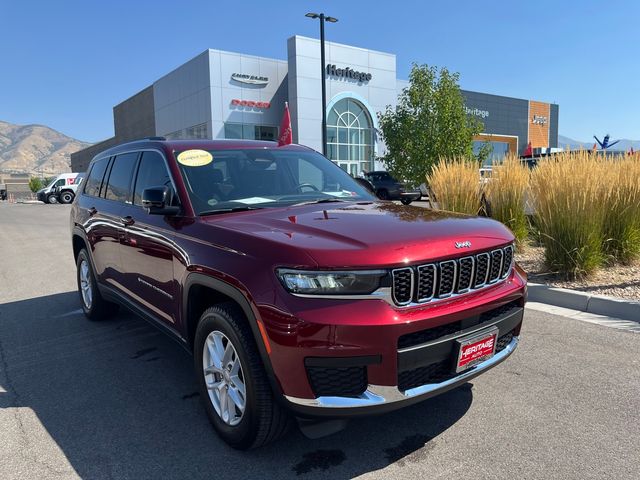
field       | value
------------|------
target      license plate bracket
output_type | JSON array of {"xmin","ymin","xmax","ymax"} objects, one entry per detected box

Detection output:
[{"xmin": 455, "ymin": 327, "xmax": 498, "ymax": 373}]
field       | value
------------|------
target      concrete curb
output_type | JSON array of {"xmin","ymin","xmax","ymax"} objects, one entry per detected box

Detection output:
[{"xmin": 528, "ymin": 283, "xmax": 640, "ymax": 323}]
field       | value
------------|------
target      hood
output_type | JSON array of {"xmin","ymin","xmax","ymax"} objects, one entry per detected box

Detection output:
[{"xmin": 202, "ymin": 202, "xmax": 514, "ymax": 268}]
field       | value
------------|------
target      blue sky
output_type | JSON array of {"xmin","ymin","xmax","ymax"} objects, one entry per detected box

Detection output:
[{"xmin": 2, "ymin": 0, "xmax": 639, "ymax": 143}]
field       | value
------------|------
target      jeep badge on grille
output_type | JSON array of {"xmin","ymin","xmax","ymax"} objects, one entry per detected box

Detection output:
[{"xmin": 455, "ymin": 241, "xmax": 472, "ymax": 249}]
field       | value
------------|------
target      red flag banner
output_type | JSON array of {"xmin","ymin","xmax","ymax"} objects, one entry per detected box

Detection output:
[{"xmin": 278, "ymin": 102, "xmax": 292, "ymax": 146}]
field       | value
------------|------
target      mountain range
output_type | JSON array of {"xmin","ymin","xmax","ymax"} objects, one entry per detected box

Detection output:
[
  {"xmin": 0, "ymin": 120, "xmax": 89, "ymax": 175},
  {"xmin": 558, "ymin": 134, "xmax": 640, "ymax": 151}
]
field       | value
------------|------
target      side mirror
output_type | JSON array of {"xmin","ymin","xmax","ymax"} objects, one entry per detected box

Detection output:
[{"xmin": 142, "ymin": 186, "xmax": 180, "ymax": 215}]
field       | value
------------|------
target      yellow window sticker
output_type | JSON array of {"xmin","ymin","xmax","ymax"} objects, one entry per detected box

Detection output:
[{"xmin": 176, "ymin": 149, "xmax": 213, "ymax": 167}]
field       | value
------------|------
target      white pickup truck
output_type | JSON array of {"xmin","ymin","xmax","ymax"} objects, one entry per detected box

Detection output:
[{"xmin": 37, "ymin": 173, "xmax": 84, "ymax": 204}]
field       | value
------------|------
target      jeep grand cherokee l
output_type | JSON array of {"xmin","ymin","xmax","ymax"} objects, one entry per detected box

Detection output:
[{"xmin": 70, "ymin": 138, "xmax": 527, "ymax": 449}]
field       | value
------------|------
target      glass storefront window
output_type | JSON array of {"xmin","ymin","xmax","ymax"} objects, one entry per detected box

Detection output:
[
  {"xmin": 224, "ymin": 123, "xmax": 278, "ymax": 141},
  {"xmin": 473, "ymin": 140, "xmax": 511, "ymax": 165},
  {"xmin": 326, "ymin": 97, "xmax": 375, "ymax": 176}
]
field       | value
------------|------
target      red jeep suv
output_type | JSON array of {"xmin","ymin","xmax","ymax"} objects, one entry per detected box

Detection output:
[{"xmin": 70, "ymin": 138, "xmax": 527, "ymax": 449}]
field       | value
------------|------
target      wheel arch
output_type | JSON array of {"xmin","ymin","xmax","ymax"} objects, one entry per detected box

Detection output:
[
  {"xmin": 183, "ymin": 273, "xmax": 283, "ymax": 396},
  {"xmin": 72, "ymin": 230, "xmax": 88, "ymax": 261}
]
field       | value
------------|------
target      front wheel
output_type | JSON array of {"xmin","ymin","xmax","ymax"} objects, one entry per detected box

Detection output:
[
  {"xmin": 47, "ymin": 194, "xmax": 58, "ymax": 204},
  {"xmin": 377, "ymin": 189, "xmax": 389, "ymax": 200},
  {"xmin": 60, "ymin": 191, "xmax": 75, "ymax": 204},
  {"xmin": 194, "ymin": 304, "xmax": 290, "ymax": 449}
]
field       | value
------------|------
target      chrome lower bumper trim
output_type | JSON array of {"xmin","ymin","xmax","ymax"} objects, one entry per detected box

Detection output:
[{"xmin": 285, "ymin": 336, "xmax": 519, "ymax": 409}]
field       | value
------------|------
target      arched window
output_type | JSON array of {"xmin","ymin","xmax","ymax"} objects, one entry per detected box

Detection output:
[{"xmin": 326, "ymin": 98, "xmax": 374, "ymax": 176}]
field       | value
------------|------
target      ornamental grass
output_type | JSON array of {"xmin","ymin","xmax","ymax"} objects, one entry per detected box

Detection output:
[
  {"xmin": 485, "ymin": 154, "xmax": 530, "ymax": 249},
  {"xmin": 530, "ymin": 151, "xmax": 607, "ymax": 278},
  {"xmin": 427, "ymin": 158, "xmax": 483, "ymax": 215},
  {"xmin": 601, "ymin": 154, "xmax": 640, "ymax": 264}
]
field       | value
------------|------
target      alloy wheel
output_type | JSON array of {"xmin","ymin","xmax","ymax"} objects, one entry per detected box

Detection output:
[
  {"xmin": 202, "ymin": 330, "xmax": 246, "ymax": 426},
  {"xmin": 79, "ymin": 259, "xmax": 92, "ymax": 309}
]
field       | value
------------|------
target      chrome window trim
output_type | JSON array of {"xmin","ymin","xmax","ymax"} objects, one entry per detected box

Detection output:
[
  {"xmin": 456, "ymin": 256, "xmax": 475, "ymax": 294},
  {"xmin": 391, "ymin": 267, "xmax": 414, "ymax": 306},
  {"xmin": 474, "ymin": 252, "xmax": 491, "ymax": 287},
  {"xmin": 437, "ymin": 260, "xmax": 457, "ymax": 298},
  {"xmin": 416, "ymin": 264, "xmax": 437, "ymax": 302}
]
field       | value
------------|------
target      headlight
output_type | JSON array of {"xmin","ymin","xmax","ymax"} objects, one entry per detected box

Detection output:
[{"xmin": 277, "ymin": 269, "xmax": 388, "ymax": 295}]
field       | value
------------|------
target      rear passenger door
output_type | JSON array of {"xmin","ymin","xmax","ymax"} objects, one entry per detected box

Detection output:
[
  {"xmin": 98, "ymin": 151, "xmax": 140, "ymax": 292},
  {"xmin": 118, "ymin": 150, "xmax": 181, "ymax": 326},
  {"xmin": 78, "ymin": 156, "xmax": 121, "ymax": 283}
]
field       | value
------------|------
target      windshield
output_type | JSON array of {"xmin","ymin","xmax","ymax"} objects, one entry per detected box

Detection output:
[{"xmin": 174, "ymin": 148, "xmax": 375, "ymax": 215}]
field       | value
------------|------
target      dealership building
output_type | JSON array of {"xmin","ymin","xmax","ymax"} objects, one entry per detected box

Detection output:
[{"xmin": 71, "ymin": 36, "xmax": 559, "ymax": 173}]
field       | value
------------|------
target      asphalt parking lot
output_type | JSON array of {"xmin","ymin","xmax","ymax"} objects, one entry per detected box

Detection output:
[{"xmin": 1, "ymin": 202, "xmax": 638, "ymax": 480}]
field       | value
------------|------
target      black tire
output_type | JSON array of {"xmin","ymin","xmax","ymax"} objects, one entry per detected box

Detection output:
[
  {"xmin": 76, "ymin": 249, "xmax": 119, "ymax": 320},
  {"xmin": 60, "ymin": 191, "xmax": 74, "ymax": 204},
  {"xmin": 400, "ymin": 198, "xmax": 413, "ymax": 205},
  {"xmin": 377, "ymin": 189, "xmax": 389, "ymax": 200},
  {"xmin": 47, "ymin": 194, "xmax": 58, "ymax": 204},
  {"xmin": 194, "ymin": 304, "xmax": 291, "ymax": 449}
]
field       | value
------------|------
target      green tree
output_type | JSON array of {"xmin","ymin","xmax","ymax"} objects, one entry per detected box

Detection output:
[
  {"xmin": 28, "ymin": 177, "xmax": 44, "ymax": 192},
  {"xmin": 378, "ymin": 64, "xmax": 484, "ymax": 185}
]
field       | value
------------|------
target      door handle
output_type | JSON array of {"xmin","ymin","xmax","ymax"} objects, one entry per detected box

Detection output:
[
  {"xmin": 120, "ymin": 216, "xmax": 135, "ymax": 226},
  {"xmin": 88, "ymin": 207, "xmax": 97, "ymax": 216}
]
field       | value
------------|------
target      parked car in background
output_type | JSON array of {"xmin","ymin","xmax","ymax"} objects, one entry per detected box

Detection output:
[
  {"xmin": 37, "ymin": 172, "xmax": 82, "ymax": 204},
  {"xmin": 70, "ymin": 138, "xmax": 526, "ymax": 449},
  {"xmin": 364, "ymin": 171, "xmax": 421, "ymax": 204}
]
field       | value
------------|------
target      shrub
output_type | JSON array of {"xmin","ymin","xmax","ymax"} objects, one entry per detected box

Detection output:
[
  {"xmin": 28, "ymin": 177, "xmax": 44, "ymax": 193},
  {"xmin": 427, "ymin": 158, "xmax": 483, "ymax": 215},
  {"xmin": 485, "ymin": 155, "xmax": 530, "ymax": 248},
  {"xmin": 530, "ymin": 151, "xmax": 606, "ymax": 278},
  {"xmin": 601, "ymin": 155, "xmax": 640, "ymax": 264}
]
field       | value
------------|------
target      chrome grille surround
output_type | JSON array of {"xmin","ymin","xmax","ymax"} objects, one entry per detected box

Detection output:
[
  {"xmin": 501, "ymin": 245, "xmax": 514, "ymax": 279},
  {"xmin": 392, "ymin": 244, "xmax": 515, "ymax": 306},
  {"xmin": 437, "ymin": 260, "xmax": 457, "ymax": 298},
  {"xmin": 416, "ymin": 264, "xmax": 437, "ymax": 302},
  {"xmin": 488, "ymin": 249, "xmax": 504, "ymax": 283},
  {"xmin": 391, "ymin": 267, "xmax": 414, "ymax": 306},
  {"xmin": 456, "ymin": 256, "xmax": 475, "ymax": 293}
]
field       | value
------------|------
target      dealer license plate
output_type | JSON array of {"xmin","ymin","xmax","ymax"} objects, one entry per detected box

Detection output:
[{"xmin": 455, "ymin": 327, "xmax": 498, "ymax": 373}]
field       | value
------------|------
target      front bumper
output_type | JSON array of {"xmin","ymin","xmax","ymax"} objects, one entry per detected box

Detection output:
[
  {"xmin": 261, "ymin": 266, "xmax": 527, "ymax": 416},
  {"xmin": 399, "ymin": 191, "xmax": 421, "ymax": 201},
  {"xmin": 285, "ymin": 334, "xmax": 518, "ymax": 417}
]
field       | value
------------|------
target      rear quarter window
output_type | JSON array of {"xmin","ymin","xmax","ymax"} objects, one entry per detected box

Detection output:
[
  {"xmin": 104, "ymin": 152, "xmax": 139, "ymax": 203},
  {"xmin": 83, "ymin": 157, "xmax": 110, "ymax": 197}
]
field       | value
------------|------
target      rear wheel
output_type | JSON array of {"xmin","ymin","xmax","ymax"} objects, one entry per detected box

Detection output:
[
  {"xmin": 76, "ymin": 249, "xmax": 119, "ymax": 320},
  {"xmin": 60, "ymin": 191, "xmax": 75, "ymax": 204},
  {"xmin": 194, "ymin": 304, "xmax": 291, "ymax": 449},
  {"xmin": 400, "ymin": 198, "xmax": 413, "ymax": 205}
]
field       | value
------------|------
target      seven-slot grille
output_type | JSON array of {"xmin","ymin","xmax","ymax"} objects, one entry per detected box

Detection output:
[{"xmin": 391, "ymin": 245, "xmax": 514, "ymax": 306}]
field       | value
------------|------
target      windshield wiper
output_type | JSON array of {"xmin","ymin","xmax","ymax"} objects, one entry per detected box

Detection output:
[
  {"xmin": 292, "ymin": 198, "xmax": 351, "ymax": 207},
  {"xmin": 199, "ymin": 206, "xmax": 264, "ymax": 216}
]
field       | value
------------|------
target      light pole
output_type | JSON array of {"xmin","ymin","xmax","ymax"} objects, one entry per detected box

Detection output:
[{"xmin": 305, "ymin": 12, "xmax": 338, "ymax": 157}]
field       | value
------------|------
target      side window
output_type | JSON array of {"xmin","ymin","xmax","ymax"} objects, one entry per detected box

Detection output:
[
  {"xmin": 84, "ymin": 157, "xmax": 110, "ymax": 197},
  {"xmin": 104, "ymin": 152, "xmax": 138, "ymax": 203},
  {"xmin": 133, "ymin": 151, "xmax": 173, "ymax": 206},
  {"xmin": 54, "ymin": 179, "xmax": 66, "ymax": 187}
]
